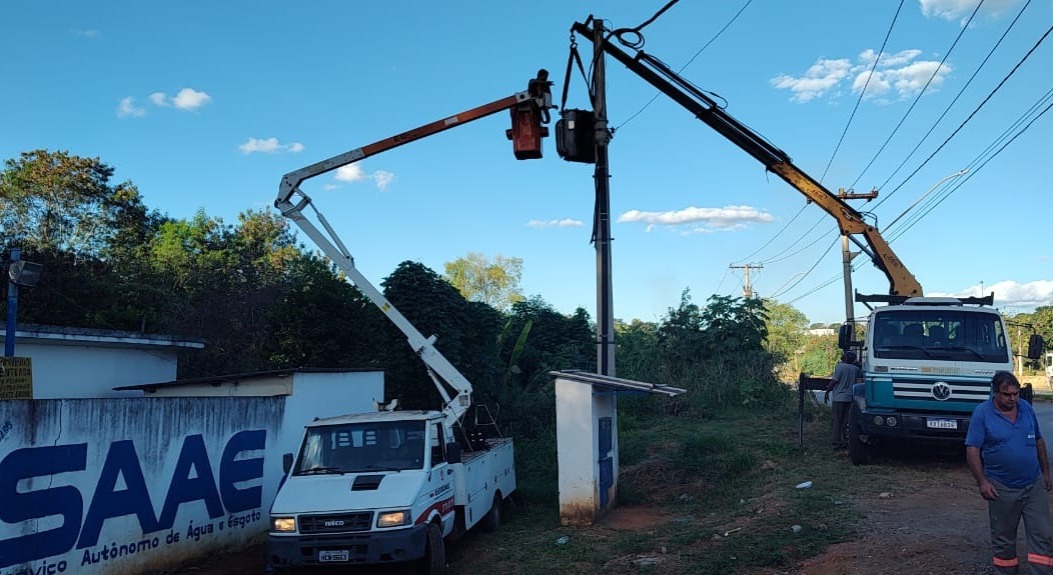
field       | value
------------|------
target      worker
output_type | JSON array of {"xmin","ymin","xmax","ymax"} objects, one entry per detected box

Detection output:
[
  {"xmin": 966, "ymin": 371, "xmax": 1053, "ymax": 574},
  {"xmin": 824, "ymin": 350, "xmax": 860, "ymax": 451}
]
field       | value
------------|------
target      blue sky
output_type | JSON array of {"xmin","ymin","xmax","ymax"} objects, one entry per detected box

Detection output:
[{"xmin": 3, "ymin": 0, "xmax": 1052, "ymax": 326}]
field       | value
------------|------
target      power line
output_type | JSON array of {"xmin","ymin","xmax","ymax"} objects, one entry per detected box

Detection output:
[
  {"xmin": 848, "ymin": 0, "xmax": 984, "ymax": 192},
  {"xmin": 871, "ymin": 0, "xmax": 1034, "ymax": 211},
  {"xmin": 615, "ymin": 0, "xmax": 755, "ymax": 131},
  {"xmin": 818, "ymin": 0, "xmax": 906, "ymax": 184}
]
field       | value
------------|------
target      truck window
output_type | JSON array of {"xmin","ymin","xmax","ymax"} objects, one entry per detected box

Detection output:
[
  {"xmin": 430, "ymin": 422, "xmax": 446, "ymax": 466},
  {"xmin": 871, "ymin": 310, "xmax": 1007, "ymax": 362},
  {"xmin": 295, "ymin": 420, "xmax": 427, "ymax": 474}
]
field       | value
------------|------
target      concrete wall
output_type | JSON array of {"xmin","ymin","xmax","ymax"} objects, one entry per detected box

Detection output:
[
  {"xmin": 16, "ymin": 342, "xmax": 176, "ymax": 399},
  {"xmin": 555, "ymin": 378, "xmax": 619, "ymax": 525},
  {"xmin": 0, "ymin": 372, "xmax": 385, "ymax": 575}
]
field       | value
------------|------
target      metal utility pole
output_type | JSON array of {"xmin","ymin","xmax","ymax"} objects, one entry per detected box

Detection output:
[
  {"xmin": 842, "ymin": 236, "xmax": 858, "ymax": 323},
  {"xmin": 729, "ymin": 263, "xmax": 763, "ymax": 299},
  {"xmin": 590, "ymin": 18, "xmax": 615, "ymax": 377},
  {"xmin": 4, "ymin": 248, "xmax": 18, "ymax": 357}
]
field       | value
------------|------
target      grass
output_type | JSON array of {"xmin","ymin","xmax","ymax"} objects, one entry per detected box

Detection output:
[{"xmin": 447, "ymin": 400, "xmax": 959, "ymax": 574}]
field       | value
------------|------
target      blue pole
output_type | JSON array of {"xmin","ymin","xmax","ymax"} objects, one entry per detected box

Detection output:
[{"xmin": 4, "ymin": 247, "xmax": 19, "ymax": 357}]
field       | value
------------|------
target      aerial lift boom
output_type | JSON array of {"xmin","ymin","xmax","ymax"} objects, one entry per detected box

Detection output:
[{"xmin": 275, "ymin": 71, "xmax": 553, "ymax": 428}]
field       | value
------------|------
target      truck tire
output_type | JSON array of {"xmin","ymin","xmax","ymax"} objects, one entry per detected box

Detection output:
[
  {"xmin": 416, "ymin": 522, "xmax": 446, "ymax": 575},
  {"xmin": 1022, "ymin": 383, "xmax": 1034, "ymax": 404},
  {"xmin": 479, "ymin": 493, "xmax": 502, "ymax": 533},
  {"xmin": 848, "ymin": 410, "xmax": 870, "ymax": 466}
]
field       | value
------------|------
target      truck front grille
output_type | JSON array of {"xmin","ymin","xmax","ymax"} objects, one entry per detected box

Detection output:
[
  {"xmin": 299, "ymin": 512, "xmax": 373, "ymax": 534},
  {"xmin": 891, "ymin": 377, "xmax": 988, "ymax": 404}
]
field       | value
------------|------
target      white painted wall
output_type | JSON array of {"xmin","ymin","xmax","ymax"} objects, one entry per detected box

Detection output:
[
  {"xmin": 18, "ymin": 342, "xmax": 176, "ymax": 399},
  {"xmin": 555, "ymin": 377, "xmax": 619, "ymax": 525},
  {"xmin": 0, "ymin": 371, "xmax": 385, "ymax": 575}
]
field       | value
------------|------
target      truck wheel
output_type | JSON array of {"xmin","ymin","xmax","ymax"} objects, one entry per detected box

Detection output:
[
  {"xmin": 1022, "ymin": 383, "xmax": 1034, "ymax": 403},
  {"xmin": 416, "ymin": 522, "xmax": 445, "ymax": 575},
  {"xmin": 848, "ymin": 411, "xmax": 870, "ymax": 466},
  {"xmin": 479, "ymin": 493, "xmax": 502, "ymax": 533}
]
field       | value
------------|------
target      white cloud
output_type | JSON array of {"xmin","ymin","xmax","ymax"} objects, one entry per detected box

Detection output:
[
  {"xmin": 173, "ymin": 88, "xmax": 211, "ymax": 110},
  {"xmin": 116, "ymin": 97, "xmax": 145, "ymax": 118},
  {"xmin": 335, "ymin": 165, "xmax": 366, "ymax": 183},
  {"xmin": 527, "ymin": 218, "xmax": 585, "ymax": 228},
  {"xmin": 238, "ymin": 137, "xmax": 305, "ymax": 155},
  {"xmin": 72, "ymin": 29, "xmax": 101, "ymax": 39},
  {"xmin": 930, "ymin": 280, "xmax": 1053, "ymax": 309},
  {"xmin": 773, "ymin": 48, "xmax": 951, "ymax": 103},
  {"xmin": 617, "ymin": 205, "xmax": 774, "ymax": 233},
  {"xmin": 333, "ymin": 165, "xmax": 397, "ymax": 190},
  {"xmin": 372, "ymin": 170, "xmax": 395, "ymax": 190},
  {"xmin": 770, "ymin": 58, "xmax": 852, "ymax": 103},
  {"xmin": 919, "ymin": 0, "xmax": 1019, "ymax": 21},
  {"xmin": 149, "ymin": 88, "xmax": 212, "ymax": 110}
]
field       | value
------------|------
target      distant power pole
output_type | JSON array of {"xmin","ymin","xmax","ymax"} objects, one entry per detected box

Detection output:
[{"xmin": 729, "ymin": 263, "xmax": 763, "ymax": 299}]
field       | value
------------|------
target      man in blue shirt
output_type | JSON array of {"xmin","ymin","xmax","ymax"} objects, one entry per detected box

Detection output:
[{"xmin": 966, "ymin": 371, "xmax": 1053, "ymax": 574}]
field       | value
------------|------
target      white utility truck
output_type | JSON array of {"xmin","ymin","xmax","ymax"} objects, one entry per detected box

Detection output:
[{"xmin": 266, "ymin": 71, "xmax": 553, "ymax": 574}]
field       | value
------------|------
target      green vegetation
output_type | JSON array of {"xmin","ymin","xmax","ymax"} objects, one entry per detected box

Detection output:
[{"xmin": 452, "ymin": 401, "xmax": 964, "ymax": 575}]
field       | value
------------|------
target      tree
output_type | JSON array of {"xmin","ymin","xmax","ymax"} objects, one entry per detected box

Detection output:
[
  {"xmin": 763, "ymin": 299, "xmax": 808, "ymax": 364},
  {"xmin": 0, "ymin": 150, "xmax": 143, "ymax": 256},
  {"xmin": 444, "ymin": 252, "xmax": 524, "ymax": 311}
]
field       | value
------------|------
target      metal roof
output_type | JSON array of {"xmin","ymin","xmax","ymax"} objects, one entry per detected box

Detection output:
[
  {"xmin": 549, "ymin": 370, "xmax": 687, "ymax": 397},
  {"xmin": 113, "ymin": 367, "xmax": 378, "ymax": 391}
]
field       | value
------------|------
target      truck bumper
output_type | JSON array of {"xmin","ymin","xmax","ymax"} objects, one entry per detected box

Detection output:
[
  {"xmin": 267, "ymin": 523, "xmax": 428, "ymax": 570},
  {"xmin": 855, "ymin": 407, "xmax": 970, "ymax": 441}
]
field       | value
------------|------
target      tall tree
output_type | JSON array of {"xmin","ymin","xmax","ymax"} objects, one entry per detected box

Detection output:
[
  {"xmin": 0, "ymin": 150, "xmax": 141, "ymax": 256},
  {"xmin": 444, "ymin": 252, "xmax": 524, "ymax": 311}
]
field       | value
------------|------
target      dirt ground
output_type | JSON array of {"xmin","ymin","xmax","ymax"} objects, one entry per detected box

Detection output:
[
  {"xmin": 794, "ymin": 463, "xmax": 990, "ymax": 575},
  {"xmin": 176, "ymin": 462, "xmax": 1002, "ymax": 575}
]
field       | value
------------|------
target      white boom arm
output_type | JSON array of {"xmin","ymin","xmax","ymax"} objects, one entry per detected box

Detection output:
[
  {"xmin": 274, "ymin": 73, "xmax": 552, "ymax": 429},
  {"xmin": 276, "ymin": 194, "xmax": 470, "ymax": 428}
]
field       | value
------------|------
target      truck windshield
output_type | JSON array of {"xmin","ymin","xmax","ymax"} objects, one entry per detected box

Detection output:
[
  {"xmin": 871, "ymin": 309, "xmax": 1008, "ymax": 363},
  {"xmin": 295, "ymin": 420, "xmax": 426, "ymax": 475}
]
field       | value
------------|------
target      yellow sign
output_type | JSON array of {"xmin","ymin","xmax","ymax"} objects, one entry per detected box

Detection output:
[{"xmin": 0, "ymin": 357, "xmax": 33, "ymax": 399}]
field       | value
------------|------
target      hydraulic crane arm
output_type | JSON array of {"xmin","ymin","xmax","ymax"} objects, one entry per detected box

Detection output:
[
  {"xmin": 275, "ymin": 71, "xmax": 553, "ymax": 428},
  {"xmin": 571, "ymin": 21, "xmax": 922, "ymax": 297}
]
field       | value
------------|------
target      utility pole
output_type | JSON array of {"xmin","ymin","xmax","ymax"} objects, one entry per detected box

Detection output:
[
  {"xmin": 729, "ymin": 263, "xmax": 763, "ymax": 299},
  {"xmin": 590, "ymin": 18, "xmax": 615, "ymax": 377},
  {"xmin": 836, "ymin": 187, "xmax": 875, "ymax": 330}
]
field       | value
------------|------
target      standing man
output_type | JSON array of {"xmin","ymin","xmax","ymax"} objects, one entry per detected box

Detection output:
[
  {"xmin": 825, "ymin": 350, "xmax": 860, "ymax": 450},
  {"xmin": 966, "ymin": 371, "xmax": 1053, "ymax": 574}
]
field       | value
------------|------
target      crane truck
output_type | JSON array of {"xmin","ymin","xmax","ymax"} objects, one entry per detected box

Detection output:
[
  {"xmin": 567, "ymin": 17, "xmax": 1044, "ymax": 464},
  {"xmin": 266, "ymin": 71, "xmax": 553, "ymax": 574}
]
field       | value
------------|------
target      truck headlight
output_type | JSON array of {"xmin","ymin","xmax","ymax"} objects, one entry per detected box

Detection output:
[
  {"xmin": 377, "ymin": 510, "xmax": 410, "ymax": 528},
  {"xmin": 272, "ymin": 517, "xmax": 297, "ymax": 532}
]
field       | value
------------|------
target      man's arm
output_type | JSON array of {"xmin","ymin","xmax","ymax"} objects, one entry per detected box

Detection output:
[
  {"xmin": 966, "ymin": 445, "xmax": 998, "ymax": 500},
  {"xmin": 1037, "ymin": 437, "xmax": 1051, "ymax": 491}
]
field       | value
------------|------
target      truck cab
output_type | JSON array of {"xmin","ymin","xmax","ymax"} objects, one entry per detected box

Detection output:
[
  {"xmin": 847, "ymin": 297, "xmax": 1016, "ymax": 464},
  {"xmin": 267, "ymin": 409, "xmax": 515, "ymax": 573}
]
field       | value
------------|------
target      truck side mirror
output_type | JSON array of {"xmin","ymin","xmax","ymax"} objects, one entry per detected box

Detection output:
[
  {"xmin": 838, "ymin": 323, "xmax": 853, "ymax": 351},
  {"xmin": 282, "ymin": 453, "xmax": 294, "ymax": 474},
  {"xmin": 445, "ymin": 442, "xmax": 462, "ymax": 465},
  {"xmin": 1027, "ymin": 334, "xmax": 1046, "ymax": 360}
]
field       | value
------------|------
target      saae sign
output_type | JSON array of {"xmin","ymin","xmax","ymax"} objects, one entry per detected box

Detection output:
[{"xmin": 0, "ymin": 429, "xmax": 266, "ymax": 568}]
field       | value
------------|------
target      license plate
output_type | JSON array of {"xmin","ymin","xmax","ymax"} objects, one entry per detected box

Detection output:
[
  {"xmin": 319, "ymin": 550, "xmax": 349, "ymax": 563},
  {"xmin": 926, "ymin": 418, "xmax": 958, "ymax": 430}
]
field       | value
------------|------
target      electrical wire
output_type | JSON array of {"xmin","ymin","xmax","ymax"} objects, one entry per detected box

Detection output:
[
  {"xmin": 871, "ymin": 0, "xmax": 1033, "ymax": 211},
  {"xmin": 875, "ymin": 18, "xmax": 1053, "ymax": 216},
  {"xmin": 616, "ymin": 0, "xmax": 755, "ymax": 131},
  {"xmin": 819, "ymin": 0, "xmax": 906, "ymax": 184},
  {"xmin": 848, "ymin": 0, "xmax": 984, "ymax": 191}
]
